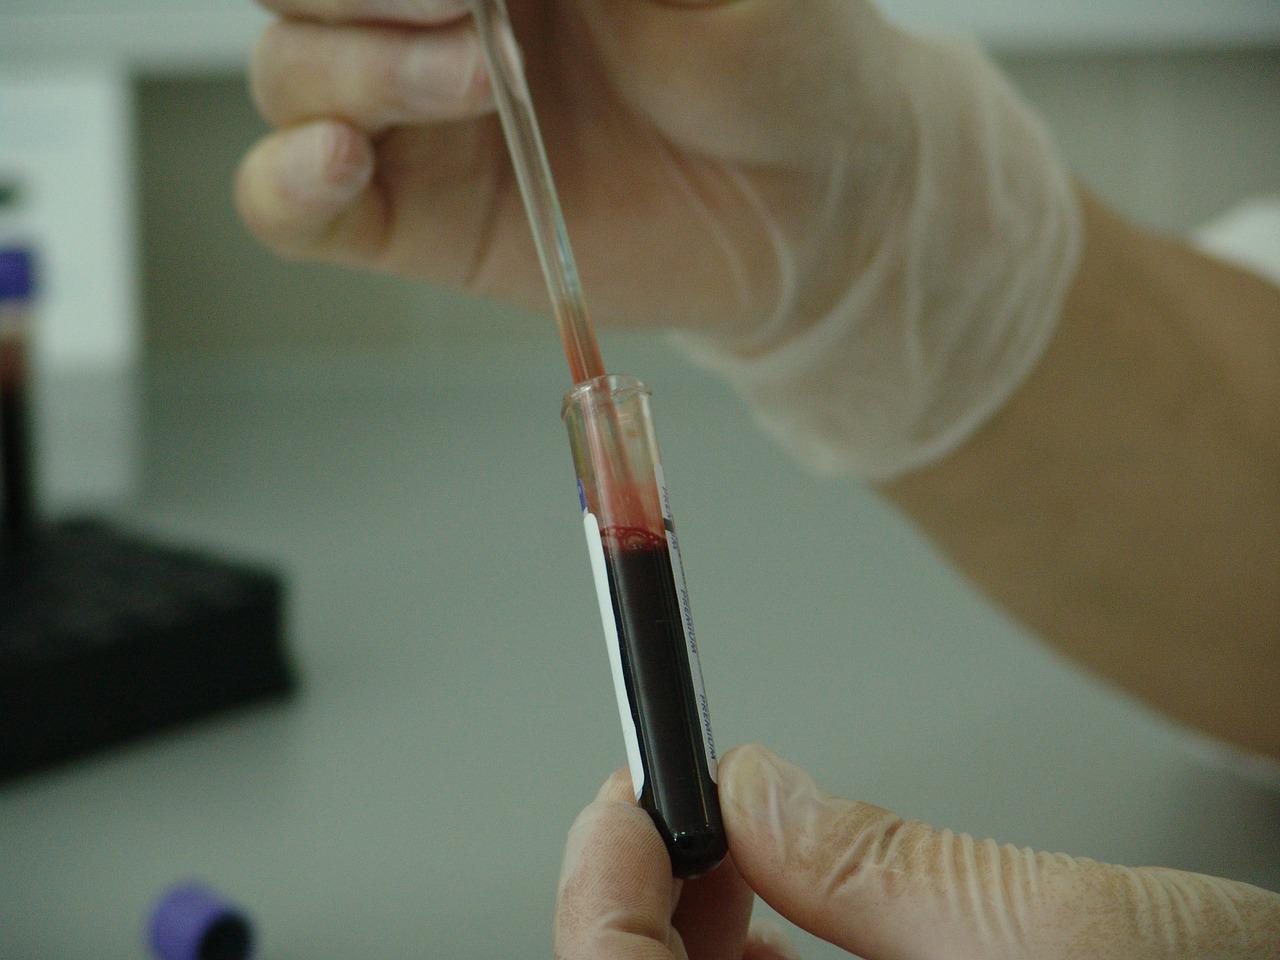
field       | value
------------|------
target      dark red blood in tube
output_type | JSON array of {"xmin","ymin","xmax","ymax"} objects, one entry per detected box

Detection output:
[{"xmin": 601, "ymin": 529, "xmax": 726, "ymax": 878}]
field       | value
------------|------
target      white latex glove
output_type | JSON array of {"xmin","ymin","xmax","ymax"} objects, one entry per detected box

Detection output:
[
  {"xmin": 238, "ymin": 0, "xmax": 1079, "ymax": 479},
  {"xmin": 556, "ymin": 746, "xmax": 1280, "ymax": 960}
]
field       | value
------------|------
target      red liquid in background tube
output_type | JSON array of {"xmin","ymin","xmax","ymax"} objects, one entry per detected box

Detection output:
[
  {"xmin": 599, "ymin": 526, "xmax": 725, "ymax": 879},
  {"xmin": 1, "ymin": 335, "xmax": 32, "ymax": 539}
]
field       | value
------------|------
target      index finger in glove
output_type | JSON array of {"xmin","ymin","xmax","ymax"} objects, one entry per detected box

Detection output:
[
  {"xmin": 557, "ymin": 770, "xmax": 758, "ymax": 960},
  {"xmin": 255, "ymin": 0, "xmax": 468, "ymax": 27},
  {"xmin": 250, "ymin": 18, "xmax": 491, "ymax": 133},
  {"xmin": 555, "ymin": 773, "xmax": 681, "ymax": 960}
]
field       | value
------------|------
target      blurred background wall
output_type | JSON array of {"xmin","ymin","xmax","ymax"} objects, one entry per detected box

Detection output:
[{"xmin": 137, "ymin": 48, "xmax": 1280, "ymax": 351}]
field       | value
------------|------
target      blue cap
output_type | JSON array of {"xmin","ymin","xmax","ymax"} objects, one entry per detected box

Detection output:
[
  {"xmin": 147, "ymin": 882, "xmax": 254, "ymax": 960},
  {"xmin": 0, "ymin": 248, "xmax": 34, "ymax": 301}
]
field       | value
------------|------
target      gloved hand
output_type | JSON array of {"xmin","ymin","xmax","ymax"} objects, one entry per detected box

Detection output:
[
  {"xmin": 556, "ymin": 745, "xmax": 1280, "ymax": 959},
  {"xmin": 238, "ymin": 0, "xmax": 1079, "ymax": 478}
]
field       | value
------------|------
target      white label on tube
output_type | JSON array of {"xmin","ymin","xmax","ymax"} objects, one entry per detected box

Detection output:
[
  {"xmin": 655, "ymin": 465, "xmax": 718, "ymax": 782},
  {"xmin": 583, "ymin": 511, "xmax": 645, "ymax": 799}
]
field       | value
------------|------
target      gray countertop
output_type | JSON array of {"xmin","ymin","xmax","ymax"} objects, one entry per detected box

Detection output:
[{"xmin": 2, "ymin": 336, "xmax": 1276, "ymax": 959}]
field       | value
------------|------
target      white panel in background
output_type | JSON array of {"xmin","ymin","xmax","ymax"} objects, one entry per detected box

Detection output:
[{"xmin": 0, "ymin": 65, "xmax": 138, "ymax": 509}]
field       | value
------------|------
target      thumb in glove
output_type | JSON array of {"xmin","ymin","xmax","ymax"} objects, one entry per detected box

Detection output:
[{"xmin": 720, "ymin": 744, "xmax": 1280, "ymax": 960}]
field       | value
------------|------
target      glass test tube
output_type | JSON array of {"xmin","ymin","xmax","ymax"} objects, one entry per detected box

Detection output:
[{"xmin": 563, "ymin": 375, "xmax": 726, "ymax": 878}]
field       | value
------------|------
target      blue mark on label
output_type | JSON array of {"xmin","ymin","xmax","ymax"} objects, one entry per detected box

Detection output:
[{"xmin": 576, "ymin": 479, "xmax": 587, "ymax": 512}]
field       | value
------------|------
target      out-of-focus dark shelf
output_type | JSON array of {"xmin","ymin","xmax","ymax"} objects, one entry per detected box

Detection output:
[{"xmin": 0, "ymin": 517, "xmax": 294, "ymax": 783}]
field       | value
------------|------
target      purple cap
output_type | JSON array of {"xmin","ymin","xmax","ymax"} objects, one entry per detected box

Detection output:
[
  {"xmin": 147, "ymin": 882, "xmax": 254, "ymax": 960},
  {"xmin": 0, "ymin": 249, "xmax": 35, "ymax": 301}
]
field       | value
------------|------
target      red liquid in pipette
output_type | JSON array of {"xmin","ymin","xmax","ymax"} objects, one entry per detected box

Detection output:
[{"xmin": 554, "ymin": 296, "xmax": 605, "ymax": 385}]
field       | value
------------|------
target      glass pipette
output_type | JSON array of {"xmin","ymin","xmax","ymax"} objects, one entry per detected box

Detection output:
[
  {"xmin": 470, "ymin": 0, "xmax": 726, "ymax": 878},
  {"xmin": 468, "ymin": 0, "xmax": 603, "ymax": 385}
]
